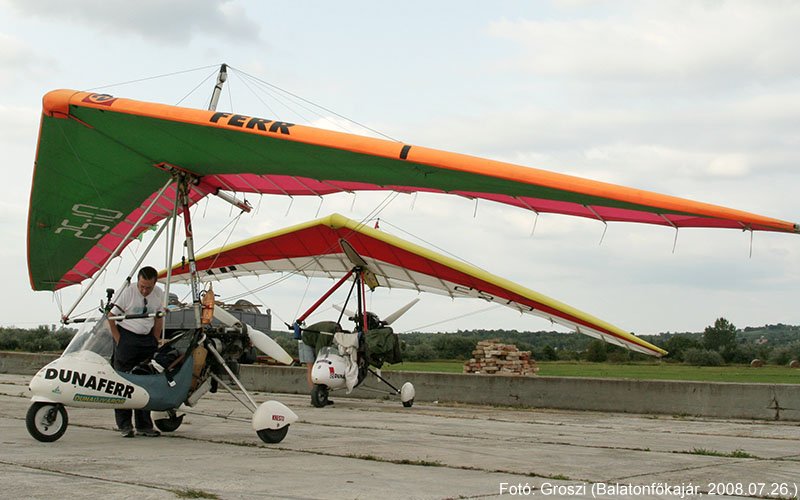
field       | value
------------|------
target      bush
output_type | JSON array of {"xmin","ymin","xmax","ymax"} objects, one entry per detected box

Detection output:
[
  {"xmin": 769, "ymin": 342, "xmax": 800, "ymax": 366},
  {"xmin": 683, "ymin": 348, "xmax": 724, "ymax": 366},
  {"xmin": 585, "ymin": 340, "xmax": 608, "ymax": 362},
  {"xmin": 0, "ymin": 326, "xmax": 75, "ymax": 353},
  {"xmin": 556, "ymin": 349, "xmax": 580, "ymax": 361},
  {"xmin": 721, "ymin": 344, "xmax": 762, "ymax": 364},
  {"xmin": 0, "ymin": 331, "xmax": 20, "ymax": 351},
  {"xmin": 405, "ymin": 343, "xmax": 436, "ymax": 361},
  {"xmin": 664, "ymin": 334, "xmax": 702, "ymax": 362},
  {"xmin": 607, "ymin": 349, "xmax": 631, "ymax": 363},
  {"xmin": 536, "ymin": 345, "xmax": 558, "ymax": 361}
]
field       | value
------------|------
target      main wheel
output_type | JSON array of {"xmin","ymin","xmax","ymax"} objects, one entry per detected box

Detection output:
[
  {"xmin": 310, "ymin": 384, "xmax": 329, "ymax": 408},
  {"xmin": 154, "ymin": 410, "xmax": 184, "ymax": 432},
  {"xmin": 26, "ymin": 402, "xmax": 68, "ymax": 442},
  {"xmin": 402, "ymin": 399, "xmax": 414, "ymax": 408},
  {"xmin": 257, "ymin": 425, "xmax": 289, "ymax": 443}
]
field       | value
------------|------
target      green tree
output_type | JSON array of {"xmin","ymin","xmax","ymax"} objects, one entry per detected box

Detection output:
[
  {"xmin": 703, "ymin": 317, "xmax": 737, "ymax": 353},
  {"xmin": 664, "ymin": 334, "xmax": 702, "ymax": 362},
  {"xmin": 539, "ymin": 345, "xmax": 558, "ymax": 361},
  {"xmin": 585, "ymin": 340, "xmax": 607, "ymax": 362}
]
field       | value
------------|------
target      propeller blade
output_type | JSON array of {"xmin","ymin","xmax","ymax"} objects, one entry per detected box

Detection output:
[
  {"xmin": 383, "ymin": 298, "xmax": 420, "ymax": 325},
  {"xmin": 247, "ymin": 327, "xmax": 294, "ymax": 365},
  {"xmin": 333, "ymin": 303, "xmax": 357, "ymax": 318},
  {"xmin": 340, "ymin": 239, "xmax": 369, "ymax": 269},
  {"xmin": 213, "ymin": 307, "xmax": 294, "ymax": 365}
]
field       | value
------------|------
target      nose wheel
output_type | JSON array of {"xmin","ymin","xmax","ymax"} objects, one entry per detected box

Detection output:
[
  {"xmin": 154, "ymin": 409, "xmax": 185, "ymax": 432},
  {"xmin": 26, "ymin": 402, "xmax": 69, "ymax": 442},
  {"xmin": 310, "ymin": 384, "xmax": 330, "ymax": 408}
]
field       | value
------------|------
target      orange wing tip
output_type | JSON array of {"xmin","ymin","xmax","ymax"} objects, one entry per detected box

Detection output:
[{"xmin": 42, "ymin": 89, "xmax": 80, "ymax": 118}]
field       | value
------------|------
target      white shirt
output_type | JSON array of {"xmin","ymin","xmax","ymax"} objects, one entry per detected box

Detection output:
[{"xmin": 113, "ymin": 284, "xmax": 164, "ymax": 335}]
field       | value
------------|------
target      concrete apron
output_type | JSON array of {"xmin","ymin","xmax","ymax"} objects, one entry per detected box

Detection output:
[{"xmin": 4, "ymin": 351, "xmax": 799, "ymax": 421}]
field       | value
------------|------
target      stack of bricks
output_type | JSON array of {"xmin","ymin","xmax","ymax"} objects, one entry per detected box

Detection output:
[{"xmin": 463, "ymin": 339, "xmax": 538, "ymax": 376}]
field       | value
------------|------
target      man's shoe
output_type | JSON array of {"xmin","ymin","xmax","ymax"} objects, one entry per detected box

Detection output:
[
  {"xmin": 120, "ymin": 428, "xmax": 135, "ymax": 438},
  {"xmin": 137, "ymin": 429, "xmax": 161, "ymax": 437}
]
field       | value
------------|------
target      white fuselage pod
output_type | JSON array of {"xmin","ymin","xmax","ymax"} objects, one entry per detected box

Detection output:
[
  {"xmin": 29, "ymin": 350, "xmax": 149, "ymax": 409},
  {"xmin": 310, "ymin": 349, "xmax": 348, "ymax": 390}
]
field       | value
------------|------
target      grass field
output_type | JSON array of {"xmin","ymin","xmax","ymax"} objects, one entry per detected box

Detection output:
[{"xmin": 384, "ymin": 360, "xmax": 800, "ymax": 384}]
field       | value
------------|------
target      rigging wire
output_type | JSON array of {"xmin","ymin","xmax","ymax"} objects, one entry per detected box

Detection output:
[
  {"xmin": 375, "ymin": 218, "xmax": 482, "ymax": 269},
  {"xmin": 232, "ymin": 69, "xmax": 282, "ymax": 120},
  {"xmin": 83, "ymin": 64, "xmax": 220, "ymax": 92},
  {"xmin": 175, "ymin": 68, "xmax": 220, "ymax": 106},
  {"xmin": 293, "ymin": 277, "xmax": 313, "ymax": 322},
  {"xmin": 235, "ymin": 70, "xmax": 316, "ymax": 125},
  {"xmin": 204, "ymin": 210, "xmax": 245, "ymax": 271},
  {"xmin": 229, "ymin": 66, "xmax": 400, "ymax": 142},
  {"xmin": 401, "ymin": 304, "xmax": 501, "ymax": 333},
  {"xmin": 226, "ymin": 75, "xmax": 235, "ymax": 112},
  {"xmin": 219, "ymin": 190, "xmax": 401, "ymax": 302}
]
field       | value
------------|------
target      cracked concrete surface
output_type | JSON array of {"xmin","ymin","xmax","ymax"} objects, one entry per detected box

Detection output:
[{"xmin": 1, "ymin": 374, "xmax": 798, "ymax": 499}]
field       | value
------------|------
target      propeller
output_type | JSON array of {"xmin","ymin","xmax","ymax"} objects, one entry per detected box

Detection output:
[
  {"xmin": 213, "ymin": 307, "xmax": 294, "ymax": 365},
  {"xmin": 340, "ymin": 239, "xmax": 379, "ymax": 290},
  {"xmin": 332, "ymin": 303, "xmax": 356, "ymax": 318},
  {"xmin": 382, "ymin": 298, "xmax": 420, "ymax": 325},
  {"xmin": 332, "ymin": 298, "xmax": 420, "ymax": 326}
]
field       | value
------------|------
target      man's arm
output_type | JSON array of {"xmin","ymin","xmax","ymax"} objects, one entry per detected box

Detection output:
[
  {"xmin": 109, "ymin": 319, "xmax": 121, "ymax": 344},
  {"xmin": 153, "ymin": 315, "xmax": 163, "ymax": 343}
]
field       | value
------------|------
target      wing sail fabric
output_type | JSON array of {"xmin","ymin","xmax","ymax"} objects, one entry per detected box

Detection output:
[
  {"xmin": 163, "ymin": 213, "xmax": 667, "ymax": 357},
  {"xmin": 28, "ymin": 89, "xmax": 799, "ymax": 291}
]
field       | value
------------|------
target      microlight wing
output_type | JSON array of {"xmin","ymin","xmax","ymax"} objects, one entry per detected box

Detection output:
[
  {"xmin": 29, "ymin": 90, "xmax": 799, "ymax": 291},
  {"xmin": 161, "ymin": 213, "xmax": 667, "ymax": 357}
]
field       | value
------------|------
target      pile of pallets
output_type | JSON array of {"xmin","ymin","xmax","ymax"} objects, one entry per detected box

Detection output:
[{"xmin": 463, "ymin": 339, "xmax": 538, "ymax": 376}]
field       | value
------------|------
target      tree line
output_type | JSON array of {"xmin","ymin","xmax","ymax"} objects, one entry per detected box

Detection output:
[
  {"xmin": 0, "ymin": 326, "xmax": 76, "ymax": 353},
  {"xmin": 3, "ymin": 318, "xmax": 800, "ymax": 367},
  {"xmin": 268, "ymin": 318, "xmax": 800, "ymax": 366}
]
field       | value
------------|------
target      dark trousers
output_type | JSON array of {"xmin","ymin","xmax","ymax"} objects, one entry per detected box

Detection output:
[{"xmin": 113, "ymin": 325, "xmax": 157, "ymax": 431}]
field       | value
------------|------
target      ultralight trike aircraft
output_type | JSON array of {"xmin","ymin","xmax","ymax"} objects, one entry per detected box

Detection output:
[
  {"xmin": 163, "ymin": 213, "xmax": 670, "ymax": 408},
  {"xmin": 24, "ymin": 64, "xmax": 799, "ymax": 443}
]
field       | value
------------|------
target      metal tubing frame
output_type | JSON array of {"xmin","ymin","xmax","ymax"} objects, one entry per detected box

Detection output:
[
  {"xmin": 177, "ymin": 175, "xmax": 203, "ymax": 328},
  {"xmin": 205, "ymin": 340, "xmax": 259, "ymax": 412},
  {"xmin": 367, "ymin": 367, "xmax": 401, "ymax": 393},
  {"xmin": 360, "ymin": 271, "xmax": 368, "ymax": 333},
  {"xmin": 68, "ymin": 311, "xmax": 166, "ymax": 324},
  {"xmin": 162, "ymin": 183, "xmax": 181, "ymax": 312},
  {"xmin": 209, "ymin": 373, "xmax": 257, "ymax": 413},
  {"xmin": 296, "ymin": 268, "xmax": 355, "ymax": 323}
]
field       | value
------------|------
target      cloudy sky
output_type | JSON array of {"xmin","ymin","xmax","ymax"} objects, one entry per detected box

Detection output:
[{"xmin": 2, "ymin": 0, "xmax": 799, "ymax": 339}]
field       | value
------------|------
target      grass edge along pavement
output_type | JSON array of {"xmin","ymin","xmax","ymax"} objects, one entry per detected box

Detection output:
[{"xmin": 383, "ymin": 360, "xmax": 800, "ymax": 384}]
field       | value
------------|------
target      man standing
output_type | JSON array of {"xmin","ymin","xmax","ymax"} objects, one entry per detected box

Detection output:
[{"xmin": 109, "ymin": 266, "xmax": 164, "ymax": 437}]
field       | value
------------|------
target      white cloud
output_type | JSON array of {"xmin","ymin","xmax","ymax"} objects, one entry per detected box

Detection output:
[
  {"xmin": 707, "ymin": 154, "xmax": 749, "ymax": 177},
  {"xmin": 3, "ymin": 0, "xmax": 261, "ymax": 44},
  {"xmin": 0, "ymin": 33, "xmax": 55, "ymax": 86},
  {"xmin": 487, "ymin": 1, "xmax": 800, "ymax": 86}
]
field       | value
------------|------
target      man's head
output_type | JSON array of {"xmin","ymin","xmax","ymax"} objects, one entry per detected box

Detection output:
[{"xmin": 137, "ymin": 266, "xmax": 158, "ymax": 297}]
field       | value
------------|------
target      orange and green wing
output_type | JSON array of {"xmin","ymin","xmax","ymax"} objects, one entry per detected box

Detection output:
[{"xmin": 29, "ymin": 89, "xmax": 799, "ymax": 291}]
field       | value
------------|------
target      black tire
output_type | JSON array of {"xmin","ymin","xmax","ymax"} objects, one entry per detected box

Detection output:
[
  {"xmin": 239, "ymin": 347, "xmax": 258, "ymax": 365},
  {"xmin": 26, "ymin": 402, "xmax": 68, "ymax": 442},
  {"xmin": 310, "ymin": 384, "xmax": 329, "ymax": 408},
  {"xmin": 402, "ymin": 399, "xmax": 414, "ymax": 408},
  {"xmin": 257, "ymin": 425, "xmax": 289, "ymax": 443},
  {"xmin": 154, "ymin": 410, "xmax": 184, "ymax": 432}
]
